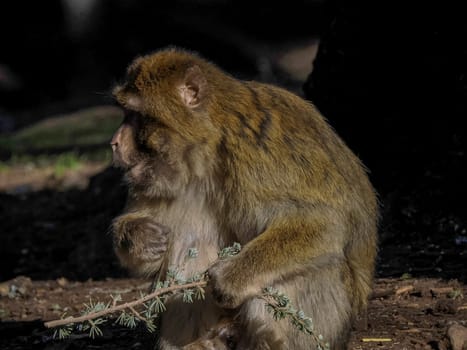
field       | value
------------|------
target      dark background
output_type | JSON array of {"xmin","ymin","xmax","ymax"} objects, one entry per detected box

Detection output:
[{"xmin": 0, "ymin": 1, "xmax": 466, "ymax": 283}]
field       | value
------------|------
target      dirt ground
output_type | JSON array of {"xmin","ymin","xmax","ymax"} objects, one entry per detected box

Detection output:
[{"xmin": 0, "ymin": 276, "xmax": 466, "ymax": 349}]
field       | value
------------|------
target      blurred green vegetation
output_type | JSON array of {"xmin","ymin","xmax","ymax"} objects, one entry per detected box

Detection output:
[
  {"xmin": 0, "ymin": 106, "xmax": 122, "ymax": 152},
  {"xmin": 0, "ymin": 106, "xmax": 122, "ymax": 171}
]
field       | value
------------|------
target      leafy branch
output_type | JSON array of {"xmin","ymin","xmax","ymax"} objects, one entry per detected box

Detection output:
[
  {"xmin": 44, "ymin": 244, "xmax": 329, "ymax": 349},
  {"xmin": 44, "ymin": 280, "xmax": 206, "ymax": 330}
]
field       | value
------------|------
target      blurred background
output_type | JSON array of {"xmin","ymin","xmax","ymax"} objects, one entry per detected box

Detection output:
[{"xmin": 0, "ymin": 0, "xmax": 466, "ymax": 284}]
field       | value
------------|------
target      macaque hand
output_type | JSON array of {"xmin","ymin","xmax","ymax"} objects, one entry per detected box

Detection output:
[
  {"xmin": 114, "ymin": 217, "xmax": 170, "ymax": 262},
  {"xmin": 208, "ymin": 257, "xmax": 260, "ymax": 309}
]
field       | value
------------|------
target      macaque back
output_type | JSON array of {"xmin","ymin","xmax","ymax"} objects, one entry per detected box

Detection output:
[{"xmin": 110, "ymin": 47, "xmax": 378, "ymax": 349}]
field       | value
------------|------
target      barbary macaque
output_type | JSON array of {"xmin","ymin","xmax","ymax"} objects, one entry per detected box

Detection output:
[{"xmin": 110, "ymin": 47, "xmax": 378, "ymax": 349}]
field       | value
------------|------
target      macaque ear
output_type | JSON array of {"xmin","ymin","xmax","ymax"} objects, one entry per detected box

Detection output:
[
  {"xmin": 178, "ymin": 65, "xmax": 207, "ymax": 108},
  {"xmin": 126, "ymin": 95, "xmax": 143, "ymax": 110},
  {"xmin": 113, "ymin": 85, "xmax": 143, "ymax": 111}
]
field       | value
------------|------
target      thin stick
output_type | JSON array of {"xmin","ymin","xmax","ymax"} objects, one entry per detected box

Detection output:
[
  {"xmin": 44, "ymin": 280, "xmax": 207, "ymax": 329},
  {"xmin": 128, "ymin": 305, "xmax": 147, "ymax": 322},
  {"xmin": 395, "ymin": 285, "xmax": 414, "ymax": 295}
]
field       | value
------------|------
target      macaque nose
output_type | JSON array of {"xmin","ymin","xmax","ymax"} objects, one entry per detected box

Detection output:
[{"xmin": 111, "ymin": 125, "xmax": 124, "ymax": 152}]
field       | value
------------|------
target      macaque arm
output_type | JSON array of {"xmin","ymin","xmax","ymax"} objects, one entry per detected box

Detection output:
[{"xmin": 210, "ymin": 209, "xmax": 343, "ymax": 308}]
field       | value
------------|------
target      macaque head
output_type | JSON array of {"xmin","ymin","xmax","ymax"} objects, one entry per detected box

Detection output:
[{"xmin": 110, "ymin": 48, "xmax": 219, "ymax": 197}]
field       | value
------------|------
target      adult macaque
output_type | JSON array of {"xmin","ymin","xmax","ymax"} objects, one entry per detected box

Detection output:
[{"xmin": 110, "ymin": 47, "xmax": 378, "ymax": 349}]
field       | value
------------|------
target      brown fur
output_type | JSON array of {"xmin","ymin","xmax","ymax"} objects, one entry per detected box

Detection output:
[{"xmin": 110, "ymin": 47, "xmax": 378, "ymax": 349}]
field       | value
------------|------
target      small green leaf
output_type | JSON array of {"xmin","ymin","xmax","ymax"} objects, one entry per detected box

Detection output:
[
  {"xmin": 218, "ymin": 243, "xmax": 242, "ymax": 259},
  {"xmin": 183, "ymin": 289, "xmax": 194, "ymax": 303},
  {"xmin": 154, "ymin": 297, "xmax": 166, "ymax": 313},
  {"xmin": 188, "ymin": 248, "xmax": 199, "ymax": 258},
  {"xmin": 145, "ymin": 319, "xmax": 157, "ymax": 333},
  {"xmin": 116, "ymin": 311, "xmax": 128, "ymax": 326},
  {"xmin": 194, "ymin": 286, "xmax": 205, "ymax": 300}
]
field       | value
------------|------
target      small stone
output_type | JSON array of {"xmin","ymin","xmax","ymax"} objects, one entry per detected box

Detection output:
[
  {"xmin": 0, "ymin": 282, "xmax": 9, "ymax": 297},
  {"xmin": 56, "ymin": 277, "xmax": 69, "ymax": 287},
  {"xmin": 435, "ymin": 299, "xmax": 458, "ymax": 314},
  {"xmin": 0, "ymin": 276, "xmax": 32, "ymax": 298},
  {"xmin": 14, "ymin": 276, "xmax": 32, "ymax": 296},
  {"xmin": 447, "ymin": 323, "xmax": 467, "ymax": 350}
]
